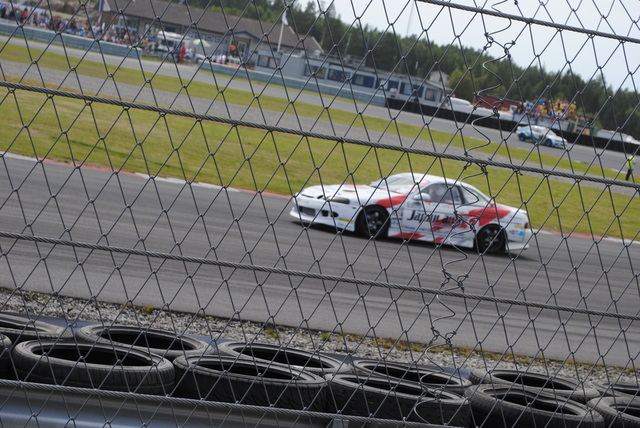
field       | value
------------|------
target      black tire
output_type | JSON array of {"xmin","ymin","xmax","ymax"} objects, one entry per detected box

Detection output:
[
  {"xmin": 545, "ymin": 138, "xmax": 552, "ymax": 146},
  {"xmin": 0, "ymin": 312, "xmax": 72, "ymax": 343},
  {"xmin": 12, "ymin": 339, "xmax": 175, "ymax": 395},
  {"xmin": 0, "ymin": 333, "xmax": 12, "ymax": 379},
  {"xmin": 173, "ymin": 355, "xmax": 326, "ymax": 411},
  {"xmin": 475, "ymin": 225, "xmax": 505, "ymax": 253},
  {"xmin": 356, "ymin": 205, "xmax": 389, "ymax": 238},
  {"xmin": 592, "ymin": 380, "xmax": 640, "ymax": 399},
  {"xmin": 589, "ymin": 396, "xmax": 640, "ymax": 428},
  {"xmin": 75, "ymin": 324, "xmax": 215, "ymax": 361},
  {"xmin": 518, "ymin": 133, "xmax": 526, "ymax": 141},
  {"xmin": 213, "ymin": 341, "xmax": 350, "ymax": 376},
  {"xmin": 466, "ymin": 384, "xmax": 604, "ymax": 428},
  {"xmin": 469, "ymin": 369, "xmax": 600, "ymax": 403},
  {"xmin": 351, "ymin": 358, "xmax": 471, "ymax": 395},
  {"xmin": 325, "ymin": 373, "xmax": 471, "ymax": 426}
]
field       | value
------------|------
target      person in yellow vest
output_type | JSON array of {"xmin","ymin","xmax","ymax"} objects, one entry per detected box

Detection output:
[{"xmin": 626, "ymin": 155, "xmax": 635, "ymax": 181}]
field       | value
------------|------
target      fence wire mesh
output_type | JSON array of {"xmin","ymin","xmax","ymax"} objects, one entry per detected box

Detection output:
[{"xmin": 0, "ymin": 0, "xmax": 639, "ymax": 426}]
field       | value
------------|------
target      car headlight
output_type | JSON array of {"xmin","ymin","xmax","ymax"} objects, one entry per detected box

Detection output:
[{"xmin": 324, "ymin": 196, "xmax": 350, "ymax": 204}]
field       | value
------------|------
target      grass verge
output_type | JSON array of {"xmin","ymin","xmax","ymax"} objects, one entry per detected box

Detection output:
[{"xmin": 1, "ymin": 42, "xmax": 638, "ymax": 240}]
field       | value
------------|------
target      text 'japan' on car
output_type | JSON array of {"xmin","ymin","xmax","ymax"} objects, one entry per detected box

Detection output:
[{"xmin": 289, "ymin": 173, "xmax": 532, "ymax": 254}]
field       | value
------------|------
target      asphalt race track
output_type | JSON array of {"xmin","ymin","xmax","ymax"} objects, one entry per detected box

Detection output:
[{"xmin": 1, "ymin": 154, "xmax": 638, "ymax": 366}]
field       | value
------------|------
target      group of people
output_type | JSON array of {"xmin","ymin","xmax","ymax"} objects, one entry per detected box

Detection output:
[
  {"xmin": 0, "ymin": 3, "xmax": 142, "ymax": 47},
  {"xmin": 514, "ymin": 99, "xmax": 577, "ymax": 122},
  {"xmin": 0, "ymin": 5, "xmax": 224, "ymax": 63}
]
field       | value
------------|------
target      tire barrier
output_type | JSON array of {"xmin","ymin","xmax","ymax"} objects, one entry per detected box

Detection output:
[
  {"xmin": 75, "ymin": 324, "xmax": 215, "ymax": 361},
  {"xmin": 0, "ymin": 312, "xmax": 72, "ymax": 343},
  {"xmin": 12, "ymin": 339, "xmax": 175, "ymax": 395},
  {"xmin": 173, "ymin": 355, "xmax": 327, "ymax": 411},
  {"xmin": 466, "ymin": 384, "xmax": 605, "ymax": 428},
  {"xmin": 213, "ymin": 341, "xmax": 351, "ymax": 376},
  {"xmin": 352, "ymin": 358, "xmax": 472, "ymax": 395},
  {"xmin": 469, "ymin": 368, "xmax": 601, "ymax": 403},
  {"xmin": 592, "ymin": 380, "xmax": 640, "ymax": 399},
  {"xmin": 324, "ymin": 373, "xmax": 472, "ymax": 426},
  {"xmin": 589, "ymin": 396, "xmax": 640, "ymax": 428}
]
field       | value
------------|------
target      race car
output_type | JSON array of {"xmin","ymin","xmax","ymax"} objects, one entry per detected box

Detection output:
[
  {"xmin": 289, "ymin": 173, "xmax": 532, "ymax": 254},
  {"xmin": 516, "ymin": 125, "xmax": 568, "ymax": 149}
]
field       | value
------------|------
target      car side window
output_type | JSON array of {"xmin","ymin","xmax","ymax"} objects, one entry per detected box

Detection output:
[
  {"xmin": 459, "ymin": 186, "xmax": 481, "ymax": 204},
  {"xmin": 422, "ymin": 183, "xmax": 459, "ymax": 204},
  {"xmin": 450, "ymin": 186, "xmax": 462, "ymax": 205}
]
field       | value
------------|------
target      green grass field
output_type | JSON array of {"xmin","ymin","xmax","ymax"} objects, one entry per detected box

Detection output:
[{"xmin": 1, "ymin": 42, "xmax": 638, "ymax": 240}]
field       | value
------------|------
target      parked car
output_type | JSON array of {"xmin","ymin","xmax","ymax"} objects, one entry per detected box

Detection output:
[
  {"xmin": 290, "ymin": 173, "xmax": 532, "ymax": 254},
  {"xmin": 516, "ymin": 125, "xmax": 568, "ymax": 149},
  {"xmin": 440, "ymin": 97, "xmax": 494, "ymax": 117}
]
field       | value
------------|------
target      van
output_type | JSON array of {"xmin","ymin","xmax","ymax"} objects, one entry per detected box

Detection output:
[{"xmin": 155, "ymin": 31, "xmax": 191, "ymax": 54}]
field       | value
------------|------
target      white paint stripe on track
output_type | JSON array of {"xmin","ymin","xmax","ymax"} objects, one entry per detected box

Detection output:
[
  {"xmin": 536, "ymin": 229, "xmax": 639, "ymax": 246},
  {"xmin": 2, "ymin": 152, "xmax": 237, "ymax": 192},
  {"xmin": 135, "ymin": 173, "xmax": 237, "ymax": 192}
]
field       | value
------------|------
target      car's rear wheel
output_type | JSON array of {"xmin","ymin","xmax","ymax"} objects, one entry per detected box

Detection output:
[
  {"xmin": 356, "ymin": 206, "xmax": 389, "ymax": 238},
  {"xmin": 476, "ymin": 225, "xmax": 505, "ymax": 253}
]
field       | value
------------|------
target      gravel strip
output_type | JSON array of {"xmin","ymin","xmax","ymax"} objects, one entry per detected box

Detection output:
[{"xmin": 1, "ymin": 287, "xmax": 636, "ymax": 387}]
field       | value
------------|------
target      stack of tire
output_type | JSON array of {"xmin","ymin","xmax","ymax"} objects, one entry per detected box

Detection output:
[
  {"xmin": 0, "ymin": 312, "xmax": 75, "ymax": 381},
  {"xmin": 4, "ymin": 311, "xmax": 640, "ymax": 427},
  {"xmin": 172, "ymin": 341, "xmax": 350, "ymax": 411},
  {"xmin": 0, "ymin": 314, "xmax": 215, "ymax": 396},
  {"xmin": 588, "ymin": 380, "xmax": 640, "ymax": 428},
  {"xmin": 325, "ymin": 357, "xmax": 473, "ymax": 426},
  {"xmin": 466, "ymin": 368, "xmax": 613, "ymax": 428}
]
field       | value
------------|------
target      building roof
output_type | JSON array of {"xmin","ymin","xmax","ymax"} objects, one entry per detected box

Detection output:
[{"xmin": 102, "ymin": 0, "xmax": 322, "ymax": 53}]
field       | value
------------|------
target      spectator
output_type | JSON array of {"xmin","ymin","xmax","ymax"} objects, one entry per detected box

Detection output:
[{"xmin": 626, "ymin": 155, "xmax": 635, "ymax": 181}]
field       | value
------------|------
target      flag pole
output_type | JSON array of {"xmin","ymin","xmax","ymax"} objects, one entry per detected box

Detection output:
[{"xmin": 276, "ymin": 4, "xmax": 288, "ymax": 53}]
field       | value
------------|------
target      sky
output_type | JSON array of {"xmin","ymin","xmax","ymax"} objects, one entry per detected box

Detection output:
[{"xmin": 324, "ymin": 0, "xmax": 640, "ymax": 92}]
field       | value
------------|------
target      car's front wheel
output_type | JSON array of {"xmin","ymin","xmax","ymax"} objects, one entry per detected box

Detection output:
[
  {"xmin": 518, "ymin": 133, "xmax": 526, "ymax": 141},
  {"xmin": 356, "ymin": 206, "xmax": 389, "ymax": 238},
  {"xmin": 476, "ymin": 225, "xmax": 505, "ymax": 253}
]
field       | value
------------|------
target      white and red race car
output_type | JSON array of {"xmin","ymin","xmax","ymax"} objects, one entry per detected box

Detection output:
[{"xmin": 290, "ymin": 173, "xmax": 532, "ymax": 253}]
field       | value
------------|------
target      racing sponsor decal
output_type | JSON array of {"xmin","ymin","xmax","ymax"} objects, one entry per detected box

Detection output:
[
  {"xmin": 463, "ymin": 205, "xmax": 512, "ymax": 226},
  {"xmin": 407, "ymin": 211, "xmax": 464, "ymax": 227},
  {"xmin": 390, "ymin": 232, "xmax": 425, "ymax": 239},
  {"xmin": 375, "ymin": 195, "xmax": 408, "ymax": 208}
]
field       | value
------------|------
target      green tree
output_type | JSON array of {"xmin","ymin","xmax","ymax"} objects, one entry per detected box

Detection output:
[{"xmin": 447, "ymin": 68, "xmax": 475, "ymax": 100}]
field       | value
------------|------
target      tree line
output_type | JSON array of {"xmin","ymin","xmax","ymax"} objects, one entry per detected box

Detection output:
[{"xmin": 193, "ymin": 0, "xmax": 639, "ymax": 139}]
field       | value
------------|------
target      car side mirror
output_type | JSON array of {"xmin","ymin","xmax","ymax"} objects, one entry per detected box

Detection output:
[{"xmin": 413, "ymin": 193, "xmax": 431, "ymax": 202}]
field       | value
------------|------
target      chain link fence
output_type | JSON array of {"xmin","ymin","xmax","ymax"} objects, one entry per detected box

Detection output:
[{"xmin": 0, "ymin": 0, "xmax": 639, "ymax": 426}]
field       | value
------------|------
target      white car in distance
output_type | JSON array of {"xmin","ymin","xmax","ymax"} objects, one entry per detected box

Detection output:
[{"xmin": 516, "ymin": 125, "xmax": 568, "ymax": 149}]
